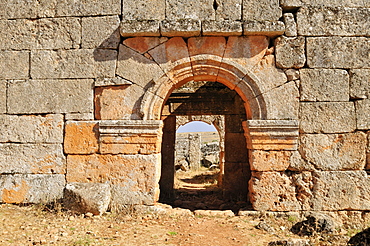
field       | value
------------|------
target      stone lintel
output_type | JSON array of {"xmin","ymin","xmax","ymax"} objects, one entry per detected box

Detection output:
[
  {"xmin": 243, "ymin": 120, "xmax": 299, "ymax": 150},
  {"xmin": 95, "ymin": 76, "xmax": 133, "ymax": 87},
  {"xmin": 160, "ymin": 19, "xmax": 201, "ymax": 37},
  {"xmin": 120, "ymin": 20, "xmax": 160, "ymax": 37},
  {"xmin": 243, "ymin": 21, "xmax": 285, "ymax": 36},
  {"xmin": 99, "ymin": 120, "xmax": 163, "ymax": 136}
]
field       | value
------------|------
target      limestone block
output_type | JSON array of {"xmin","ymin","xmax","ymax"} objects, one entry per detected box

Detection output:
[
  {"xmin": 281, "ymin": 0, "xmax": 370, "ymax": 8},
  {"xmin": 243, "ymin": 21, "xmax": 285, "ymax": 36},
  {"xmin": 311, "ymin": 171, "xmax": 370, "ymax": 210},
  {"xmin": 214, "ymin": 0, "xmax": 242, "ymax": 20},
  {"xmin": 160, "ymin": 19, "xmax": 201, "ymax": 37},
  {"xmin": 0, "ymin": 144, "xmax": 66, "ymax": 174},
  {"xmin": 31, "ymin": 49, "xmax": 116, "ymax": 79},
  {"xmin": 55, "ymin": 0, "xmax": 121, "ymax": 17},
  {"xmin": 355, "ymin": 99, "xmax": 370, "ymax": 130},
  {"xmin": 223, "ymin": 36, "xmax": 269, "ymax": 69},
  {"xmin": 0, "ymin": 51, "xmax": 29, "ymax": 79},
  {"xmin": 120, "ymin": 20, "xmax": 160, "ymax": 37},
  {"xmin": 249, "ymin": 171, "xmax": 301, "ymax": 211},
  {"xmin": 65, "ymin": 113, "xmax": 94, "ymax": 121},
  {"xmin": 148, "ymin": 37, "xmax": 191, "ymax": 81},
  {"xmin": 0, "ymin": 174, "xmax": 65, "ymax": 204},
  {"xmin": 0, "ymin": 114, "xmax": 64, "ymax": 143},
  {"xmin": 242, "ymin": 0, "xmax": 281, "ymax": 21},
  {"xmin": 0, "ymin": 81, "xmax": 6, "ymax": 113},
  {"xmin": 202, "ymin": 20, "xmax": 242, "ymax": 36},
  {"xmin": 284, "ymin": 13, "xmax": 297, "ymax": 37},
  {"xmin": 166, "ymin": 0, "xmax": 215, "ymax": 20},
  {"xmin": 0, "ymin": 18, "xmax": 81, "ymax": 50},
  {"xmin": 307, "ymin": 37, "xmax": 370, "ymax": 69},
  {"xmin": 275, "ymin": 36, "xmax": 305, "ymax": 69},
  {"xmin": 7, "ymin": 79, "xmax": 93, "ymax": 114},
  {"xmin": 63, "ymin": 182, "xmax": 111, "ymax": 215},
  {"xmin": 122, "ymin": 0, "xmax": 165, "ymax": 20},
  {"xmin": 300, "ymin": 102, "xmax": 356, "ymax": 133},
  {"xmin": 300, "ymin": 69, "xmax": 349, "ymax": 102},
  {"xmin": 95, "ymin": 77, "xmax": 133, "ymax": 87},
  {"xmin": 67, "ymin": 154, "xmax": 161, "ymax": 205},
  {"xmin": 116, "ymin": 45, "xmax": 165, "ymax": 89},
  {"xmin": 82, "ymin": 16, "xmax": 120, "ymax": 49},
  {"xmin": 122, "ymin": 37, "xmax": 168, "ymax": 54},
  {"xmin": 94, "ymin": 85, "xmax": 145, "ymax": 120},
  {"xmin": 285, "ymin": 69, "xmax": 300, "ymax": 81},
  {"xmin": 256, "ymin": 81, "xmax": 299, "ymax": 120},
  {"xmin": 249, "ymin": 150, "xmax": 293, "ymax": 171},
  {"xmin": 64, "ymin": 121, "xmax": 99, "ymax": 154},
  {"xmin": 350, "ymin": 69, "xmax": 370, "ymax": 99},
  {"xmin": 0, "ymin": 0, "xmax": 56, "ymax": 19},
  {"xmin": 299, "ymin": 133, "xmax": 366, "ymax": 171},
  {"xmin": 297, "ymin": 7, "xmax": 370, "ymax": 36},
  {"xmin": 367, "ymin": 132, "xmax": 370, "ymax": 169}
]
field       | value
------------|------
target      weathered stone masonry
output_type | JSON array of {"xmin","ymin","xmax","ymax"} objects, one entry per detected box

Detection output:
[{"xmin": 0, "ymin": 0, "xmax": 369, "ymax": 213}]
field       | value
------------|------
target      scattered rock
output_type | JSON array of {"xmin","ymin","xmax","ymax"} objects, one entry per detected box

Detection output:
[
  {"xmin": 348, "ymin": 227, "xmax": 370, "ymax": 246},
  {"xmin": 256, "ymin": 221, "xmax": 275, "ymax": 233},
  {"xmin": 291, "ymin": 213, "xmax": 335, "ymax": 236},
  {"xmin": 268, "ymin": 239, "xmax": 310, "ymax": 246}
]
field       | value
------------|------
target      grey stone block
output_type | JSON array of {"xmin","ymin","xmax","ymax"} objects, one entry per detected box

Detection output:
[
  {"xmin": 0, "ymin": 80, "xmax": 6, "ymax": 113},
  {"xmin": 243, "ymin": 21, "xmax": 285, "ymax": 36},
  {"xmin": 0, "ymin": 51, "xmax": 29, "ymax": 79},
  {"xmin": 214, "ymin": 0, "xmax": 242, "ymax": 21},
  {"xmin": 307, "ymin": 37, "xmax": 370, "ymax": 69},
  {"xmin": 64, "ymin": 182, "xmax": 111, "ymax": 215},
  {"xmin": 0, "ymin": 18, "xmax": 81, "ymax": 50},
  {"xmin": 7, "ymin": 79, "xmax": 93, "ymax": 114},
  {"xmin": 242, "ymin": 0, "xmax": 282, "ymax": 21},
  {"xmin": 0, "ymin": 114, "xmax": 64, "ymax": 143},
  {"xmin": 281, "ymin": 0, "xmax": 370, "ymax": 8},
  {"xmin": 299, "ymin": 133, "xmax": 366, "ymax": 171},
  {"xmin": 122, "ymin": 0, "xmax": 165, "ymax": 20},
  {"xmin": 297, "ymin": 7, "xmax": 370, "ymax": 36},
  {"xmin": 300, "ymin": 102, "xmax": 356, "ymax": 133},
  {"xmin": 166, "ymin": 0, "xmax": 215, "ymax": 20},
  {"xmin": 82, "ymin": 16, "xmax": 120, "ymax": 49},
  {"xmin": 355, "ymin": 99, "xmax": 370, "ymax": 130},
  {"xmin": 202, "ymin": 20, "xmax": 242, "ymax": 36},
  {"xmin": 160, "ymin": 19, "xmax": 201, "ymax": 37},
  {"xmin": 0, "ymin": 144, "xmax": 66, "ymax": 174},
  {"xmin": 311, "ymin": 171, "xmax": 370, "ymax": 210},
  {"xmin": 350, "ymin": 69, "xmax": 370, "ymax": 99},
  {"xmin": 284, "ymin": 13, "xmax": 297, "ymax": 37},
  {"xmin": 300, "ymin": 69, "xmax": 349, "ymax": 102},
  {"xmin": 31, "ymin": 49, "xmax": 117, "ymax": 79},
  {"xmin": 120, "ymin": 20, "xmax": 160, "ymax": 37},
  {"xmin": 275, "ymin": 36, "xmax": 306, "ymax": 69},
  {"xmin": 0, "ymin": 174, "xmax": 65, "ymax": 203}
]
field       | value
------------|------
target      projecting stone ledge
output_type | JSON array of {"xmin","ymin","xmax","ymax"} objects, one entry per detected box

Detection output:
[
  {"xmin": 243, "ymin": 120, "xmax": 299, "ymax": 151},
  {"xmin": 120, "ymin": 20, "xmax": 285, "ymax": 37}
]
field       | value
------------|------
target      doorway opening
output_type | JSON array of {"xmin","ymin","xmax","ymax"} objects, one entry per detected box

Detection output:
[{"xmin": 159, "ymin": 81, "xmax": 252, "ymax": 213}]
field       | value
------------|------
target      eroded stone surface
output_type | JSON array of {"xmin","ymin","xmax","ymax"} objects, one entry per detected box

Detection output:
[
  {"xmin": 64, "ymin": 182, "xmax": 111, "ymax": 215},
  {"xmin": 166, "ymin": 0, "xmax": 215, "ymax": 20},
  {"xmin": 275, "ymin": 36, "xmax": 306, "ymax": 69},
  {"xmin": 299, "ymin": 133, "xmax": 367, "ymax": 171},
  {"xmin": 0, "ymin": 114, "xmax": 64, "ymax": 143},
  {"xmin": 0, "ymin": 174, "xmax": 65, "ymax": 203},
  {"xmin": 243, "ymin": 21, "xmax": 285, "ymax": 36},
  {"xmin": 284, "ymin": 13, "xmax": 297, "ymax": 37},
  {"xmin": 281, "ymin": 0, "xmax": 370, "ymax": 7},
  {"xmin": 350, "ymin": 69, "xmax": 370, "ymax": 99},
  {"xmin": 300, "ymin": 69, "xmax": 349, "ymax": 102},
  {"xmin": 7, "ymin": 79, "xmax": 93, "ymax": 114},
  {"xmin": 160, "ymin": 19, "xmax": 201, "ymax": 37},
  {"xmin": 64, "ymin": 121, "xmax": 99, "ymax": 154},
  {"xmin": 355, "ymin": 99, "xmax": 370, "ymax": 130},
  {"xmin": 0, "ymin": 51, "xmax": 29, "ymax": 79},
  {"xmin": 120, "ymin": 20, "xmax": 160, "ymax": 37},
  {"xmin": 31, "ymin": 49, "xmax": 116, "ymax": 79},
  {"xmin": 311, "ymin": 171, "xmax": 370, "ymax": 210},
  {"xmin": 122, "ymin": 0, "xmax": 165, "ymax": 20},
  {"xmin": 0, "ymin": 18, "xmax": 81, "ymax": 50},
  {"xmin": 300, "ymin": 102, "xmax": 356, "ymax": 133},
  {"xmin": 249, "ymin": 150, "xmax": 292, "ymax": 171},
  {"xmin": 242, "ymin": 0, "xmax": 281, "ymax": 21},
  {"xmin": 0, "ymin": 81, "xmax": 6, "ymax": 113},
  {"xmin": 307, "ymin": 37, "xmax": 370, "ymax": 69},
  {"xmin": 82, "ymin": 16, "xmax": 120, "ymax": 49},
  {"xmin": 122, "ymin": 37, "xmax": 168, "ymax": 54},
  {"xmin": 0, "ymin": 144, "xmax": 66, "ymax": 174},
  {"xmin": 202, "ymin": 20, "xmax": 242, "ymax": 36},
  {"xmin": 214, "ymin": 0, "xmax": 242, "ymax": 20},
  {"xmin": 297, "ymin": 7, "xmax": 370, "ymax": 36}
]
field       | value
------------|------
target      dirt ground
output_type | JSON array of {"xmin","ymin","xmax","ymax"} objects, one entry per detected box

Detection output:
[{"xmin": 0, "ymin": 169, "xmax": 357, "ymax": 246}]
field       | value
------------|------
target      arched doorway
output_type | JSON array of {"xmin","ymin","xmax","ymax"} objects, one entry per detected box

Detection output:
[{"xmin": 159, "ymin": 81, "xmax": 251, "ymax": 212}]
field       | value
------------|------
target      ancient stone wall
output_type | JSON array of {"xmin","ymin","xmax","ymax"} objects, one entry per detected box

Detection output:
[{"xmin": 0, "ymin": 0, "xmax": 369, "ymax": 213}]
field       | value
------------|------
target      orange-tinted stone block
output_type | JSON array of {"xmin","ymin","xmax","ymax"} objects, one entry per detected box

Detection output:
[
  {"xmin": 249, "ymin": 150, "xmax": 291, "ymax": 171},
  {"xmin": 2, "ymin": 180, "xmax": 29, "ymax": 204},
  {"xmin": 64, "ymin": 121, "xmax": 99, "ymax": 154},
  {"xmin": 123, "ymin": 37, "xmax": 168, "ymax": 54}
]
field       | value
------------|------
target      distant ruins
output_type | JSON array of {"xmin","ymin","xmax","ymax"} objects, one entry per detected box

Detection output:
[{"xmin": 0, "ymin": 0, "xmax": 369, "ymax": 214}]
